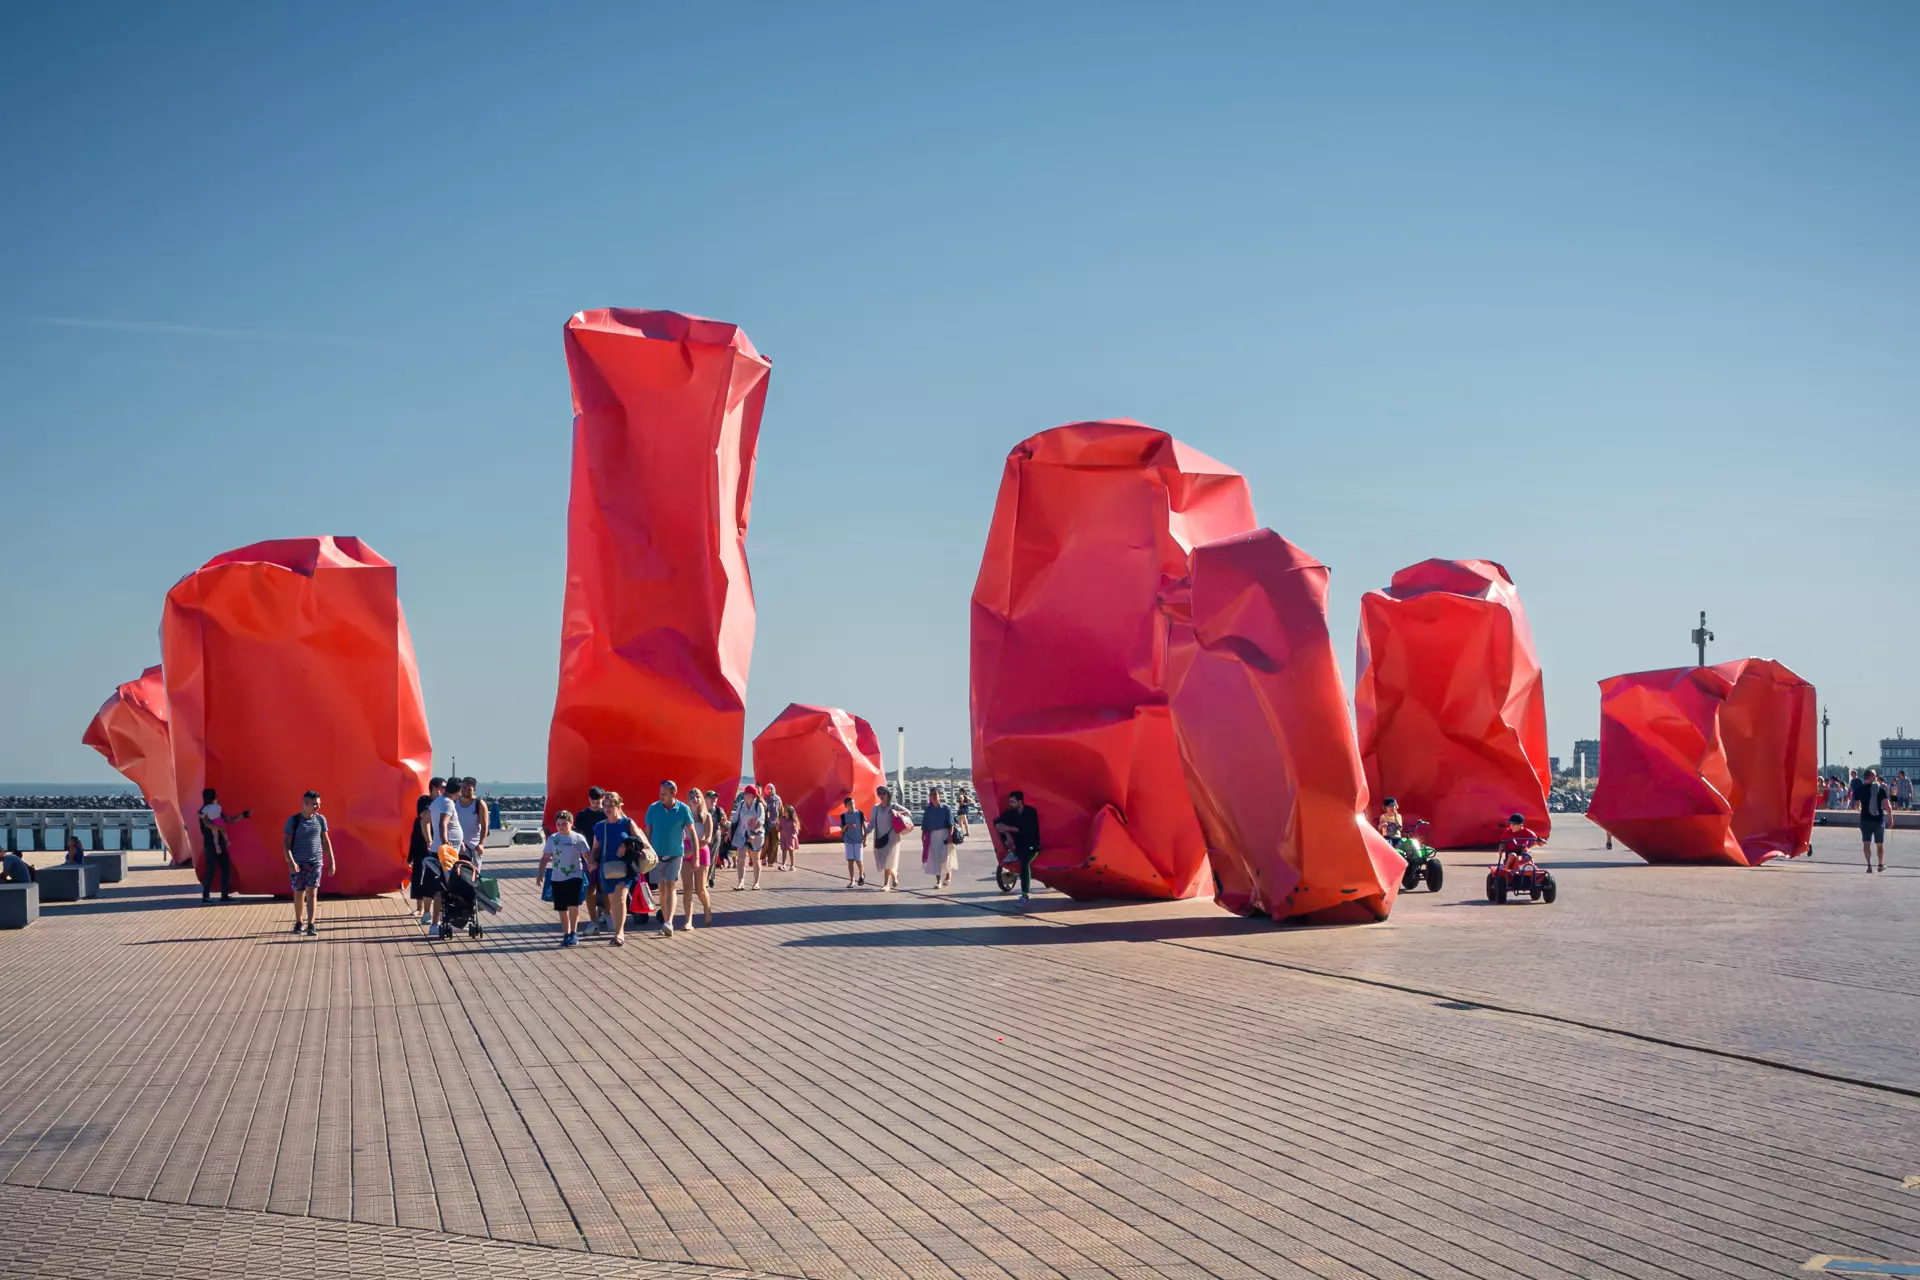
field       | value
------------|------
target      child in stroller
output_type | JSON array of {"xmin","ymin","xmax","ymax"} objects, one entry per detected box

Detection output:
[{"xmin": 437, "ymin": 848, "xmax": 501, "ymax": 939}]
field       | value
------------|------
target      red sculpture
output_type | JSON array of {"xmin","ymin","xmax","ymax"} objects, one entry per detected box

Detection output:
[
  {"xmin": 751, "ymin": 704, "xmax": 886, "ymax": 841},
  {"xmin": 1355, "ymin": 559, "xmax": 1551, "ymax": 849},
  {"xmin": 161, "ymin": 537, "xmax": 432, "ymax": 896},
  {"xmin": 1588, "ymin": 659, "xmax": 1816, "ymax": 865},
  {"xmin": 970, "ymin": 420, "xmax": 1256, "ymax": 899},
  {"xmin": 545, "ymin": 309, "xmax": 770, "ymax": 828},
  {"xmin": 1162, "ymin": 530, "xmax": 1404, "ymax": 923},
  {"xmin": 82, "ymin": 666, "xmax": 192, "ymax": 865}
]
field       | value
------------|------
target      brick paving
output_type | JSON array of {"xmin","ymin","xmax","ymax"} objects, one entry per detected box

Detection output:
[{"xmin": 0, "ymin": 819, "xmax": 1915, "ymax": 1278}]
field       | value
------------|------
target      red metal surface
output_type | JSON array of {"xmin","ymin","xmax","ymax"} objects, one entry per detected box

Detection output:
[
  {"xmin": 1587, "ymin": 659, "xmax": 1816, "ymax": 865},
  {"xmin": 161, "ymin": 537, "xmax": 432, "ymax": 896},
  {"xmin": 81, "ymin": 666, "xmax": 192, "ymax": 865},
  {"xmin": 751, "ymin": 703, "xmax": 886, "ymax": 841},
  {"xmin": 1355, "ymin": 559, "xmax": 1552, "ymax": 849},
  {"xmin": 544, "ymin": 309, "xmax": 770, "ymax": 828},
  {"xmin": 970, "ymin": 420, "xmax": 1256, "ymax": 900},
  {"xmin": 1162, "ymin": 530, "xmax": 1404, "ymax": 923}
]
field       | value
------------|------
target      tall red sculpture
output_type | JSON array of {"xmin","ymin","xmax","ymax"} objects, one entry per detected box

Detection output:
[
  {"xmin": 751, "ymin": 704, "xmax": 885, "ymax": 841},
  {"xmin": 1588, "ymin": 659, "xmax": 1816, "ymax": 865},
  {"xmin": 1162, "ymin": 530, "xmax": 1404, "ymax": 923},
  {"xmin": 162, "ymin": 537, "xmax": 432, "ymax": 896},
  {"xmin": 545, "ymin": 309, "xmax": 769, "ymax": 828},
  {"xmin": 1355, "ymin": 559, "xmax": 1551, "ymax": 849},
  {"xmin": 82, "ymin": 666, "xmax": 191, "ymax": 865},
  {"xmin": 970, "ymin": 421, "xmax": 1256, "ymax": 900}
]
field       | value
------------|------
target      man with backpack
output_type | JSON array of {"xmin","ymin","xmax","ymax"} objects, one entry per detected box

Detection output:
[
  {"xmin": 282, "ymin": 790, "xmax": 336, "ymax": 936},
  {"xmin": 1852, "ymin": 768, "xmax": 1893, "ymax": 873}
]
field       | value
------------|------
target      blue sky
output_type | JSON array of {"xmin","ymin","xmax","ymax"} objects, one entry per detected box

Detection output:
[{"xmin": 2, "ymin": 1, "xmax": 1915, "ymax": 785}]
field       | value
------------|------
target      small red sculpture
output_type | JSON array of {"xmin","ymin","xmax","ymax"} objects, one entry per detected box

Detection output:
[
  {"xmin": 544, "ymin": 309, "xmax": 770, "ymax": 828},
  {"xmin": 82, "ymin": 666, "xmax": 192, "ymax": 865},
  {"xmin": 751, "ymin": 704, "xmax": 886, "ymax": 841},
  {"xmin": 1162, "ymin": 530, "xmax": 1404, "ymax": 923},
  {"xmin": 162, "ymin": 537, "xmax": 432, "ymax": 896},
  {"xmin": 1588, "ymin": 659, "xmax": 1816, "ymax": 865},
  {"xmin": 970, "ymin": 420, "xmax": 1256, "ymax": 899},
  {"xmin": 1355, "ymin": 559, "xmax": 1552, "ymax": 849}
]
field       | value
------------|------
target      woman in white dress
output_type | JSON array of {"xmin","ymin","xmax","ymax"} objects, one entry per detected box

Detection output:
[
  {"xmin": 867, "ymin": 786, "xmax": 913, "ymax": 892},
  {"xmin": 921, "ymin": 786, "xmax": 957, "ymax": 888}
]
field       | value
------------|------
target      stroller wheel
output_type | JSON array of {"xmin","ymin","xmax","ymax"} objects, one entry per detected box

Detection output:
[
  {"xmin": 468, "ymin": 923, "xmax": 482, "ymax": 938},
  {"xmin": 995, "ymin": 864, "xmax": 1016, "ymax": 894},
  {"xmin": 438, "ymin": 923, "xmax": 452, "ymax": 940}
]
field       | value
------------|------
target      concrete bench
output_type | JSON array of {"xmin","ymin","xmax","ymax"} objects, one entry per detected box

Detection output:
[
  {"xmin": 37, "ymin": 863, "xmax": 100, "ymax": 902},
  {"xmin": 84, "ymin": 851, "xmax": 129, "ymax": 883},
  {"xmin": 0, "ymin": 882, "xmax": 37, "ymax": 928}
]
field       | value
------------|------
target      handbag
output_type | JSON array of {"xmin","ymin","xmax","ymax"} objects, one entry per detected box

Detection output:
[
  {"xmin": 624, "ymin": 833, "xmax": 659, "ymax": 875},
  {"xmin": 540, "ymin": 867, "xmax": 554, "ymax": 902},
  {"xmin": 951, "ymin": 825, "xmax": 966, "ymax": 845},
  {"xmin": 891, "ymin": 811, "xmax": 910, "ymax": 834}
]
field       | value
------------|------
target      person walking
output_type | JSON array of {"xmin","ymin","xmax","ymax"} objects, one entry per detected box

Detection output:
[
  {"xmin": 577, "ymin": 786, "xmax": 608, "ymax": 933},
  {"xmin": 1898, "ymin": 770, "xmax": 1914, "ymax": 812},
  {"xmin": 921, "ymin": 786, "xmax": 957, "ymax": 888},
  {"xmin": 868, "ymin": 786, "xmax": 913, "ymax": 892},
  {"xmin": 777, "ymin": 801, "xmax": 800, "ymax": 872},
  {"xmin": 1852, "ymin": 768, "xmax": 1893, "ymax": 873},
  {"xmin": 644, "ymin": 781, "xmax": 697, "ymax": 937},
  {"xmin": 282, "ymin": 791, "xmax": 335, "ymax": 936},
  {"xmin": 591, "ymin": 792, "xmax": 642, "ymax": 946},
  {"xmin": 730, "ymin": 786, "xmax": 767, "ymax": 891},
  {"xmin": 407, "ymin": 793, "xmax": 440, "ymax": 925},
  {"xmin": 762, "ymin": 784, "xmax": 785, "ymax": 868},
  {"xmin": 992, "ymin": 790, "xmax": 1042, "ymax": 905},
  {"xmin": 197, "ymin": 787, "xmax": 250, "ymax": 903},
  {"xmin": 537, "ymin": 809, "xmax": 591, "ymax": 946},
  {"xmin": 453, "ymin": 777, "xmax": 487, "ymax": 871},
  {"xmin": 841, "ymin": 796, "xmax": 867, "ymax": 887},
  {"xmin": 682, "ymin": 788, "xmax": 716, "ymax": 929}
]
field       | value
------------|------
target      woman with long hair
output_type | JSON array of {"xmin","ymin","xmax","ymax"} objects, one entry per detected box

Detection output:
[
  {"xmin": 407, "ymin": 793, "xmax": 438, "ymax": 926},
  {"xmin": 777, "ymin": 802, "xmax": 799, "ymax": 871},
  {"xmin": 680, "ymin": 787, "xmax": 715, "ymax": 929},
  {"xmin": 921, "ymin": 786, "xmax": 956, "ymax": 889}
]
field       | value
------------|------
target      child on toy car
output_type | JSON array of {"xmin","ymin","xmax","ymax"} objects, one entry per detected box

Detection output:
[
  {"xmin": 1378, "ymin": 797, "xmax": 1405, "ymax": 841},
  {"xmin": 1497, "ymin": 812, "xmax": 1542, "ymax": 872}
]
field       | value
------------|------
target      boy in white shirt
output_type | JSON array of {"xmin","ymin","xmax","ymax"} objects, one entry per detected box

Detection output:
[{"xmin": 537, "ymin": 810, "xmax": 592, "ymax": 947}]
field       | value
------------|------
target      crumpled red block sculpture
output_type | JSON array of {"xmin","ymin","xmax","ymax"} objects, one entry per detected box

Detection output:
[
  {"xmin": 82, "ymin": 666, "xmax": 191, "ymax": 865},
  {"xmin": 162, "ymin": 537, "xmax": 432, "ymax": 896},
  {"xmin": 751, "ymin": 703, "xmax": 885, "ymax": 841},
  {"xmin": 1588, "ymin": 659, "xmax": 1816, "ymax": 865},
  {"xmin": 970, "ymin": 420, "xmax": 1255, "ymax": 899},
  {"xmin": 545, "ymin": 309, "xmax": 770, "ymax": 828},
  {"xmin": 1355, "ymin": 559, "xmax": 1551, "ymax": 849},
  {"xmin": 1162, "ymin": 530, "xmax": 1404, "ymax": 923}
]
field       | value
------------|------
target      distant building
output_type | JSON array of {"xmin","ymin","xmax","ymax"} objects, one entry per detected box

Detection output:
[
  {"xmin": 1572, "ymin": 739, "xmax": 1601, "ymax": 778},
  {"xmin": 1882, "ymin": 731, "xmax": 1919, "ymax": 781},
  {"xmin": 1549, "ymin": 756, "xmax": 1561, "ymax": 776}
]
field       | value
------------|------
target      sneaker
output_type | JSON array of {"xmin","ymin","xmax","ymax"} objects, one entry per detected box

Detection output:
[
  {"xmin": 220, "ymin": 894, "xmax": 233, "ymax": 902},
  {"xmin": 420, "ymin": 910, "xmax": 431, "ymax": 925},
  {"xmin": 305, "ymin": 923, "xmax": 317, "ymax": 936},
  {"xmin": 857, "ymin": 876, "xmax": 866, "ymax": 886},
  {"xmin": 291, "ymin": 921, "xmax": 303, "ymax": 934},
  {"xmin": 660, "ymin": 922, "xmax": 674, "ymax": 939},
  {"xmin": 594, "ymin": 918, "xmax": 607, "ymax": 934}
]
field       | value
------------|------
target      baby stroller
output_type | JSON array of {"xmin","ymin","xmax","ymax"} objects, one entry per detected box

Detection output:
[{"xmin": 439, "ymin": 852, "xmax": 502, "ymax": 939}]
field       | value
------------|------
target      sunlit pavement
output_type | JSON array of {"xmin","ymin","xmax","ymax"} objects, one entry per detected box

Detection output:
[{"xmin": 0, "ymin": 817, "xmax": 1914, "ymax": 1278}]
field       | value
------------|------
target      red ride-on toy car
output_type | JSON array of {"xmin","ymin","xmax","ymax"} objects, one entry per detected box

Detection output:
[{"xmin": 1485, "ymin": 831, "xmax": 1556, "ymax": 904}]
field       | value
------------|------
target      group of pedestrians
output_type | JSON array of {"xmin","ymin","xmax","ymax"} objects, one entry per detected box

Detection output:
[
  {"xmin": 190, "ymin": 785, "xmax": 336, "ymax": 935},
  {"xmin": 405, "ymin": 776, "xmax": 490, "ymax": 933}
]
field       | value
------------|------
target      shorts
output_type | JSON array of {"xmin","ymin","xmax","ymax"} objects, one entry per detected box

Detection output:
[
  {"xmin": 1862, "ymin": 820, "xmax": 1886, "ymax": 845},
  {"xmin": 289, "ymin": 862, "xmax": 322, "ymax": 891},
  {"xmin": 694, "ymin": 843, "xmax": 712, "ymax": 868},
  {"xmin": 845, "ymin": 847, "xmax": 863, "ymax": 862},
  {"xmin": 649, "ymin": 855, "xmax": 685, "ymax": 884},
  {"xmin": 550, "ymin": 876, "xmax": 584, "ymax": 910}
]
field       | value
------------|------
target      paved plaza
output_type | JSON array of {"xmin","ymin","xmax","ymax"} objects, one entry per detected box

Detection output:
[{"xmin": 0, "ymin": 818, "xmax": 1916, "ymax": 1278}]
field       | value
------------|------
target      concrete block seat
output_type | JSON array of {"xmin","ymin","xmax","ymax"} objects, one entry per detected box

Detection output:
[
  {"xmin": 37, "ymin": 864, "xmax": 100, "ymax": 902},
  {"xmin": 0, "ymin": 883, "xmax": 37, "ymax": 928},
  {"xmin": 84, "ymin": 851, "xmax": 128, "ymax": 883}
]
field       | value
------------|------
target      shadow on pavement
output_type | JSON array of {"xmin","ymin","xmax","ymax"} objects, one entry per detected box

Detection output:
[{"xmin": 780, "ymin": 914, "xmax": 1279, "ymax": 948}]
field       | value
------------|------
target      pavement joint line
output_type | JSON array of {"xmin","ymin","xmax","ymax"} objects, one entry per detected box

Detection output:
[
  {"xmin": 0, "ymin": 1179, "xmax": 798, "ymax": 1278},
  {"xmin": 790, "ymin": 861, "xmax": 1920, "ymax": 1105}
]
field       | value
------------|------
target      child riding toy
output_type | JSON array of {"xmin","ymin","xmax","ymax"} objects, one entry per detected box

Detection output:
[
  {"xmin": 1379, "ymin": 799, "xmax": 1442, "ymax": 892},
  {"xmin": 1485, "ymin": 813, "xmax": 1556, "ymax": 904}
]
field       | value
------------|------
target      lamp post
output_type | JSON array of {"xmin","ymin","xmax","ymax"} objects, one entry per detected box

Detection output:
[
  {"xmin": 1821, "ymin": 706, "xmax": 1830, "ymax": 773},
  {"xmin": 897, "ymin": 726, "xmax": 906, "ymax": 798}
]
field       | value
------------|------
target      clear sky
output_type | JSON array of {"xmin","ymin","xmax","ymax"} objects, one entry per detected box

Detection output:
[{"xmin": 2, "ymin": 1, "xmax": 1915, "ymax": 786}]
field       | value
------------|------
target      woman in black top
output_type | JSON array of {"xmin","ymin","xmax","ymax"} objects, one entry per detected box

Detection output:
[{"xmin": 407, "ymin": 794, "xmax": 438, "ymax": 921}]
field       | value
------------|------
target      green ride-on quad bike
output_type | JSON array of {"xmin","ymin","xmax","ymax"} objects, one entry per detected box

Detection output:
[{"xmin": 1388, "ymin": 819, "xmax": 1443, "ymax": 893}]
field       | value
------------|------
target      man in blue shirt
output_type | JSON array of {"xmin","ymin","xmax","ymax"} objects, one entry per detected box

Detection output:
[{"xmin": 644, "ymin": 780, "xmax": 697, "ymax": 938}]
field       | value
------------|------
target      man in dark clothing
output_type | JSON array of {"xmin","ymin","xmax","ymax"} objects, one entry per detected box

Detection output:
[
  {"xmin": 992, "ymin": 791, "xmax": 1042, "ymax": 904},
  {"xmin": 1852, "ymin": 768, "xmax": 1892, "ymax": 873},
  {"xmin": 2, "ymin": 851, "xmax": 34, "ymax": 883}
]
